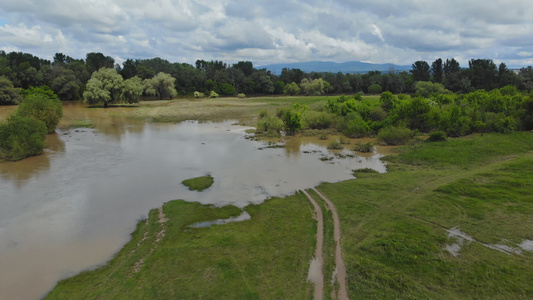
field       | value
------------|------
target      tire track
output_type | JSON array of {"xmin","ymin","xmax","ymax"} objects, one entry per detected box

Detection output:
[
  {"xmin": 303, "ymin": 190, "xmax": 324, "ymax": 300},
  {"xmin": 313, "ymin": 188, "xmax": 349, "ymax": 300}
]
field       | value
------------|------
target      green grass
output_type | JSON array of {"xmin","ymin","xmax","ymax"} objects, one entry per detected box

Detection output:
[
  {"xmin": 45, "ymin": 196, "xmax": 316, "ymax": 299},
  {"xmin": 317, "ymin": 131, "xmax": 533, "ymax": 299},
  {"xmin": 182, "ymin": 175, "xmax": 214, "ymax": 191}
]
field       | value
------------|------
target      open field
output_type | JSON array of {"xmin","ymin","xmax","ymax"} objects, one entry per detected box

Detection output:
[
  {"xmin": 44, "ymin": 96, "xmax": 533, "ymax": 299},
  {"xmin": 115, "ymin": 95, "xmax": 337, "ymax": 126}
]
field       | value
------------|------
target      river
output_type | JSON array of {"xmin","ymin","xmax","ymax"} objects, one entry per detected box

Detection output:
[{"xmin": 0, "ymin": 102, "xmax": 386, "ymax": 299}]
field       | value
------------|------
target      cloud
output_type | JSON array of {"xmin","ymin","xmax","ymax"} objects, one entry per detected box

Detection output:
[{"xmin": 1, "ymin": 0, "xmax": 533, "ymax": 66}]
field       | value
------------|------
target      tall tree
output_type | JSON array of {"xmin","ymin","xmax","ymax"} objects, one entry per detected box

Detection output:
[
  {"xmin": 83, "ymin": 68, "xmax": 125, "ymax": 107},
  {"xmin": 86, "ymin": 52, "xmax": 114, "ymax": 75},
  {"xmin": 468, "ymin": 59, "xmax": 498, "ymax": 91},
  {"xmin": 443, "ymin": 58, "xmax": 461, "ymax": 77},
  {"xmin": 143, "ymin": 72, "xmax": 178, "ymax": 100},
  {"xmin": 431, "ymin": 58, "xmax": 443, "ymax": 83},
  {"xmin": 410, "ymin": 61, "xmax": 431, "ymax": 81}
]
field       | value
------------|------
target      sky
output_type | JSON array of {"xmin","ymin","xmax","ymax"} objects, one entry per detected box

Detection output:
[{"xmin": 1, "ymin": 0, "xmax": 533, "ymax": 68}]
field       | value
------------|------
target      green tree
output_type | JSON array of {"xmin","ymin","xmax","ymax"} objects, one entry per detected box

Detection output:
[
  {"xmin": 284, "ymin": 82, "xmax": 300, "ymax": 96},
  {"xmin": 122, "ymin": 77, "xmax": 144, "ymax": 104},
  {"xmin": 283, "ymin": 110, "xmax": 302, "ymax": 135},
  {"xmin": 410, "ymin": 60, "xmax": 431, "ymax": 81},
  {"xmin": 0, "ymin": 115, "xmax": 47, "ymax": 161},
  {"xmin": 467, "ymin": 59, "xmax": 498, "ymax": 91},
  {"xmin": 16, "ymin": 86, "xmax": 63, "ymax": 133},
  {"xmin": 431, "ymin": 58, "xmax": 443, "ymax": 83},
  {"xmin": 219, "ymin": 83, "xmax": 236, "ymax": 96},
  {"xmin": 86, "ymin": 52, "xmax": 115, "ymax": 74},
  {"xmin": 0, "ymin": 76, "xmax": 23, "ymax": 105},
  {"xmin": 83, "ymin": 68, "xmax": 125, "ymax": 107},
  {"xmin": 368, "ymin": 84, "xmax": 383, "ymax": 94},
  {"xmin": 144, "ymin": 72, "xmax": 178, "ymax": 100}
]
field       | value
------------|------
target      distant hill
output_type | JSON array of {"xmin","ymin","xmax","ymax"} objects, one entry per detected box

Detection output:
[{"xmin": 258, "ymin": 61, "xmax": 411, "ymax": 75}]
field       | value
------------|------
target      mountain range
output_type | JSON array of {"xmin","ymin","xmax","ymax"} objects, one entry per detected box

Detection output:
[{"xmin": 258, "ymin": 61, "xmax": 412, "ymax": 75}]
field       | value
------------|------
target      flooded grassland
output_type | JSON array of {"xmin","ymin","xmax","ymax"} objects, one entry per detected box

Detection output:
[{"xmin": 0, "ymin": 100, "xmax": 387, "ymax": 299}]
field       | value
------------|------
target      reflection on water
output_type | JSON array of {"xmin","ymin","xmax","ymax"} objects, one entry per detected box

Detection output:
[{"xmin": 0, "ymin": 102, "xmax": 386, "ymax": 300}]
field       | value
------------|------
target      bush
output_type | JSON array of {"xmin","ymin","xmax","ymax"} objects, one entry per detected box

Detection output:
[
  {"xmin": 219, "ymin": 83, "xmax": 236, "ymax": 96},
  {"xmin": 354, "ymin": 142, "xmax": 374, "ymax": 153},
  {"xmin": 0, "ymin": 115, "xmax": 47, "ymax": 161},
  {"xmin": 327, "ymin": 140, "xmax": 343, "ymax": 149},
  {"xmin": 303, "ymin": 111, "xmax": 333, "ymax": 129},
  {"xmin": 377, "ymin": 126, "xmax": 413, "ymax": 145},
  {"xmin": 427, "ymin": 131, "xmax": 447, "ymax": 142},
  {"xmin": 342, "ymin": 113, "xmax": 371, "ymax": 138},
  {"xmin": 0, "ymin": 76, "xmax": 23, "ymax": 105},
  {"xmin": 256, "ymin": 116, "xmax": 284, "ymax": 136},
  {"xmin": 194, "ymin": 91, "xmax": 205, "ymax": 98},
  {"xmin": 238, "ymin": 93, "xmax": 246, "ymax": 98},
  {"xmin": 209, "ymin": 90, "xmax": 219, "ymax": 98},
  {"xmin": 16, "ymin": 88, "xmax": 63, "ymax": 133},
  {"xmin": 283, "ymin": 110, "xmax": 302, "ymax": 135}
]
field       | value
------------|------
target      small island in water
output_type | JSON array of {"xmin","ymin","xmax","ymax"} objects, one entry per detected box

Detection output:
[{"xmin": 182, "ymin": 175, "xmax": 214, "ymax": 191}]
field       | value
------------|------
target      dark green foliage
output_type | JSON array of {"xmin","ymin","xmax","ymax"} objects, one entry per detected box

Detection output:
[
  {"xmin": 367, "ymin": 84, "xmax": 382, "ymax": 94},
  {"xmin": 0, "ymin": 115, "xmax": 47, "ymax": 161},
  {"xmin": 218, "ymin": 83, "xmax": 236, "ymax": 96},
  {"xmin": 16, "ymin": 87, "xmax": 63, "ymax": 133},
  {"xmin": 427, "ymin": 131, "xmax": 447, "ymax": 142},
  {"xmin": 377, "ymin": 126, "xmax": 413, "ymax": 145},
  {"xmin": 0, "ymin": 76, "xmax": 22, "ymax": 105}
]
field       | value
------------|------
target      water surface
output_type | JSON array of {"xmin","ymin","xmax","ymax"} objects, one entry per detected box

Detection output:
[{"xmin": 0, "ymin": 102, "xmax": 385, "ymax": 299}]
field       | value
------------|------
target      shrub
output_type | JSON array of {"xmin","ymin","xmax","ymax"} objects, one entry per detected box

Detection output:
[
  {"xmin": 427, "ymin": 131, "xmax": 447, "ymax": 142},
  {"xmin": 0, "ymin": 115, "xmax": 47, "ymax": 161},
  {"xmin": 354, "ymin": 142, "xmax": 374, "ymax": 153},
  {"xmin": 238, "ymin": 93, "xmax": 246, "ymax": 98},
  {"xmin": 194, "ymin": 91, "xmax": 205, "ymax": 98},
  {"xmin": 303, "ymin": 111, "xmax": 333, "ymax": 129},
  {"xmin": 258, "ymin": 110, "xmax": 268, "ymax": 119},
  {"xmin": 209, "ymin": 90, "xmax": 219, "ymax": 98},
  {"xmin": 16, "ymin": 89, "xmax": 63, "ymax": 133},
  {"xmin": 327, "ymin": 140, "xmax": 343, "ymax": 149},
  {"xmin": 219, "ymin": 83, "xmax": 236, "ymax": 96},
  {"xmin": 377, "ymin": 126, "xmax": 413, "ymax": 145},
  {"xmin": 283, "ymin": 110, "xmax": 302, "ymax": 135},
  {"xmin": 342, "ymin": 113, "xmax": 371, "ymax": 138},
  {"xmin": 256, "ymin": 116, "xmax": 284, "ymax": 136}
]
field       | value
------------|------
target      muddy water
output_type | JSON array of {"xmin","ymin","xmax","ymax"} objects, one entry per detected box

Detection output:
[{"xmin": 0, "ymin": 102, "xmax": 386, "ymax": 299}]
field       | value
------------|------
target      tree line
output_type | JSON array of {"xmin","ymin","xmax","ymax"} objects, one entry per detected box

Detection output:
[{"xmin": 2, "ymin": 50, "xmax": 533, "ymax": 105}]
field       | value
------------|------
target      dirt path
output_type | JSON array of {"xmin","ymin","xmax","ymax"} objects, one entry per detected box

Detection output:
[
  {"xmin": 313, "ymin": 188, "xmax": 349, "ymax": 300},
  {"xmin": 303, "ymin": 190, "xmax": 324, "ymax": 300}
]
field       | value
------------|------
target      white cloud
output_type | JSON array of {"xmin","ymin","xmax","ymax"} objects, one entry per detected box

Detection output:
[{"xmin": 0, "ymin": 0, "xmax": 533, "ymax": 66}]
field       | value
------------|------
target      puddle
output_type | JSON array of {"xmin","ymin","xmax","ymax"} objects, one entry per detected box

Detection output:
[
  {"xmin": 519, "ymin": 240, "xmax": 533, "ymax": 252},
  {"xmin": 189, "ymin": 211, "xmax": 251, "ymax": 228},
  {"xmin": 307, "ymin": 257, "xmax": 323, "ymax": 284},
  {"xmin": 445, "ymin": 227, "xmax": 531, "ymax": 256}
]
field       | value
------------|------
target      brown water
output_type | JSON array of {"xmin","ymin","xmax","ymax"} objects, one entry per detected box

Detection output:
[{"xmin": 0, "ymin": 102, "xmax": 386, "ymax": 299}]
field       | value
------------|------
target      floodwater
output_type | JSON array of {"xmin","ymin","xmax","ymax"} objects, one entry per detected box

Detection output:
[{"xmin": 0, "ymin": 102, "xmax": 386, "ymax": 300}]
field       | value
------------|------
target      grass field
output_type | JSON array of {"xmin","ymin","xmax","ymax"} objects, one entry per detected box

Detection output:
[
  {"xmin": 318, "ymin": 132, "xmax": 533, "ymax": 299},
  {"xmin": 45, "ymin": 95, "xmax": 533, "ymax": 299}
]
